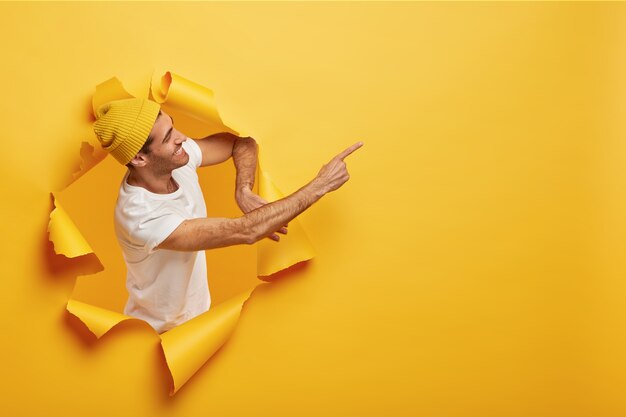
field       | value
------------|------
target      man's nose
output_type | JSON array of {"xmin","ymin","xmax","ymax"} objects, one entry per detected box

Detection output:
[{"xmin": 175, "ymin": 135, "xmax": 187, "ymax": 144}]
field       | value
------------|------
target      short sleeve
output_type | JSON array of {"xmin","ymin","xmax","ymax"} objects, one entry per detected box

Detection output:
[
  {"xmin": 183, "ymin": 138, "xmax": 202, "ymax": 169},
  {"xmin": 131, "ymin": 209, "xmax": 186, "ymax": 254},
  {"xmin": 115, "ymin": 140, "xmax": 204, "ymax": 255}
]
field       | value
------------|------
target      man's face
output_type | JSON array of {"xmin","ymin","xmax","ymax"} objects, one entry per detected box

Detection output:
[{"xmin": 142, "ymin": 110, "xmax": 189, "ymax": 174}]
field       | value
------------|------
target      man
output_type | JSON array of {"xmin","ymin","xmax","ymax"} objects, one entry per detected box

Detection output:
[{"xmin": 93, "ymin": 98, "xmax": 362, "ymax": 334}]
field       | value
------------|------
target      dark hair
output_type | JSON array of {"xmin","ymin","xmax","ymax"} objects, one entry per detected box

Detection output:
[
  {"xmin": 125, "ymin": 136, "xmax": 154, "ymax": 168},
  {"xmin": 126, "ymin": 110, "xmax": 161, "ymax": 168}
]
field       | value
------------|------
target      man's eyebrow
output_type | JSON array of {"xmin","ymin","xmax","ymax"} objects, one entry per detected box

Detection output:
[{"xmin": 162, "ymin": 114, "xmax": 175, "ymax": 143}]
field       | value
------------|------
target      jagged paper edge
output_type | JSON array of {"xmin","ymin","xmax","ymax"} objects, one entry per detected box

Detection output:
[{"xmin": 48, "ymin": 71, "xmax": 316, "ymax": 395}]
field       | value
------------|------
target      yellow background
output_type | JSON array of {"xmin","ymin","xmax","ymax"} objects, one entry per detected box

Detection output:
[{"xmin": 1, "ymin": 2, "xmax": 625, "ymax": 416}]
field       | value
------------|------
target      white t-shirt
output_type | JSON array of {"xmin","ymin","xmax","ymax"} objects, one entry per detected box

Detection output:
[{"xmin": 114, "ymin": 138, "xmax": 211, "ymax": 334}]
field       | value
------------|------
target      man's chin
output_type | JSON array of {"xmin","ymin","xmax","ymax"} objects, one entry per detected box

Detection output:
[{"xmin": 178, "ymin": 153, "xmax": 190, "ymax": 167}]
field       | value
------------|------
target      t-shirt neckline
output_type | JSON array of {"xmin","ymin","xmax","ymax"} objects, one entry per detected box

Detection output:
[{"xmin": 123, "ymin": 170, "xmax": 183, "ymax": 200}]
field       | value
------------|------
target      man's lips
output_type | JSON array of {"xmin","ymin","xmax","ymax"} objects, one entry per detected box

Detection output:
[{"xmin": 174, "ymin": 146, "xmax": 185, "ymax": 156}]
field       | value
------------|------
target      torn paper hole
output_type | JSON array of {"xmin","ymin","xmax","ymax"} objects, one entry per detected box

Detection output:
[{"xmin": 48, "ymin": 71, "xmax": 314, "ymax": 395}]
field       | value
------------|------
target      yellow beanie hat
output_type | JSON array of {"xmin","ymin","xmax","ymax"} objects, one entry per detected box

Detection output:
[{"xmin": 93, "ymin": 98, "xmax": 161, "ymax": 165}]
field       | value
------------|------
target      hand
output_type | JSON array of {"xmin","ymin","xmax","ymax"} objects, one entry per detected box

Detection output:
[
  {"xmin": 314, "ymin": 141, "xmax": 363, "ymax": 194},
  {"xmin": 236, "ymin": 187, "xmax": 288, "ymax": 241}
]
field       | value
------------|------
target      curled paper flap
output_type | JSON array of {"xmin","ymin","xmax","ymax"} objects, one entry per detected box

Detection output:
[
  {"xmin": 150, "ymin": 70, "xmax": 239, "ymax": 137},
  {"xmin": 160, "ymin": 285, "xmax": 260, "ymax": 395},
  {"xmin": 67, "ymin": 299, "xmax": 138, "ymax": 338},
  {"xmin": 48, "ymin": 194, "xmax": 95, "ymax": 258},
  {"xmin": 48, "ymin": 70, "xmax": 316, "ymax": 395},
  {"xmin": 257, "ymin": 157, "xmax": 315, "ymax": 278}
]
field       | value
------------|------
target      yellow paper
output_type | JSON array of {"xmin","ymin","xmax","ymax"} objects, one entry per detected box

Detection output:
[
  {"xmin": 48, "ymin": 194, "xmax": 95, "ymax": 259},
  {"xmin": 92, "ymin": 76, "xmax": 134, "ymax": 117},
  {"xmin": 4, "ymin": 3, "xmax": 624, "ymax": 414},
  {"xmin": 257, "ymin": 159, "xmax": 315, "ymax": 278},
  {"xmin": 151, "ymin": 71, "xmax": 224, "ymax": 129},
  {"xmin": 160, "ymin": 286, "xmax": 261, "ymax": 394},
  {"xmin": 48, "ymin": 71, "xmax": 315, "ymax": 395},
  {"xmin": 150, "ymin": 69, "xmax": 241, "ymax": 138},
  {"xmin": 66, "ymin": 299, "xmax": 138, "ymax": 338}
]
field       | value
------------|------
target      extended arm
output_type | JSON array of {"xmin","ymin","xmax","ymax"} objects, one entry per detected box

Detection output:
[
  {"xmin": 156, "ymin": 141, "xmax": 364, "ymax": 252},
  {"xmin": 157, "ymin": 178, "xmax": 324, "ymax": 251}
]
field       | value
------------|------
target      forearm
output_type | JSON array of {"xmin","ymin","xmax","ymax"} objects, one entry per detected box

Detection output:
[
  {"xmin": 232, "ymin": 136, "xmax": 258, "ymax": 193},
  {"xmin": 241, "ymin": 179, "xmax": 325, "ymax": 243},
  {"xmin": 158, "ymin": 179, "xmax": 326, "ymax": 251},
  {"xmin": 158, "ymin": 216, "xmax": 250, "ymax": 251}
]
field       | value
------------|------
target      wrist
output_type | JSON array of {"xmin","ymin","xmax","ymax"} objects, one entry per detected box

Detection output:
[
  {"xmin": 307, "ymin": 178, "xmax": 327, "ymax": 199},
  {"xmin": 235, "ymin": 184, "xmax": 253, "ymax": 202},
  {"xmin": 236, "ymin": 183, "xmax": 253, "ymax": 194}
]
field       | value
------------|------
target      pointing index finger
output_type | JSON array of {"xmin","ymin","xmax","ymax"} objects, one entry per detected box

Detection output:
[{"xmin": 337, "ymin": 141, "xmax": 364, "ymax": 161}]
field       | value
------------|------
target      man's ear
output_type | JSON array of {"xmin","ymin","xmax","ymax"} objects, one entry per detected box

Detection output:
[{"xmin": 128, "ymin": 153, "xmax": 148, "ymax": 168}]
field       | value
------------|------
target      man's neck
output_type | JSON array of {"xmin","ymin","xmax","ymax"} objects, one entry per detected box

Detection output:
[{"xmin": 127, "ymin": 169, "xmax": 178, "ymax": 194}]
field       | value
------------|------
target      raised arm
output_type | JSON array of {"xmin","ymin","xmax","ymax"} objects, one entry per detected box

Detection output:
[
  {"xmin": 192, "ymin": 133, "xmax": 257, "ymax": 186},
  {"xmin": 195, "ymin": 133, "xmax": 258, "ymax": 190},
  {"xmin": 156, "ymin": 142, "xmax": 363, "ymax": 251},
  {"xmin": 232, "ymin": 136, "xmax": 258, "ymax": 195}
]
